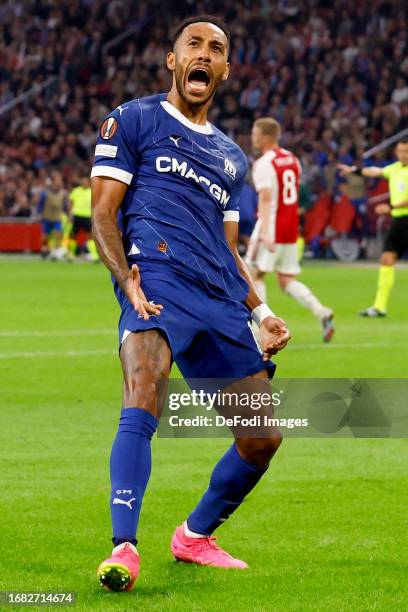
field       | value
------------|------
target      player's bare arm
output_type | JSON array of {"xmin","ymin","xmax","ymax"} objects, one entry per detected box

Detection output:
[
  {"xmin": 258, "ymin": 188, "xmax": 277, "ymax": 252},
  {"xmin": 224, "ymin": 220, "xmax": 291, "ymax": 357},
  {"xmin": 337, "ymin": 163, "xmax": 384, "ymax": 178},
  {"xmin": 339, "ymin": 163, "xmax": 408, "ymax": 212},
  {"xmin": 91, "ymin": 176, "xmax": 163, "ymax": 320},
  {"xmin": 339, "ymin": 164, "xmax": 387, "ymax": 215}
]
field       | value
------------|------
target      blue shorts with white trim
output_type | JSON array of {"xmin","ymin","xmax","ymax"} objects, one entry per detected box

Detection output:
[{"xmin": 114, "ymin": 262, "xmax": 276, "ymax": 382}]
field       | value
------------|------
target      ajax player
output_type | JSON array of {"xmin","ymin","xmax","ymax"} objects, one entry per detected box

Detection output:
[
  {"xmin": 91, "ymin": 15, "xmax": 290, "ymax": 591},
  {"xmin": 339, "ymin": 138, "xmax": 408, "ymax": 317},
  {"xmin": 246, "ymin": 118, "xmax": 334, "ymax": 342}
]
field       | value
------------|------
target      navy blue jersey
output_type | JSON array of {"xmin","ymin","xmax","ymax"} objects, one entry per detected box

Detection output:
[{"xmin": 91, "ymin": 93, "xmax": 249, "ymax": 301}]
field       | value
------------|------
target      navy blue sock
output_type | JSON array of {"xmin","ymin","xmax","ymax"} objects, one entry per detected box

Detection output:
[
  {"xmin": 187, "ymin": 443, "xmax": 266, "ymax": 536},
  {"xmin": 110, "ymin": 408, "xmax": 158, "ymax": 546}
]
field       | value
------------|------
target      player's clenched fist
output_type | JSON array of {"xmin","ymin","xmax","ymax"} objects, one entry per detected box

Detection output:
[
  {"xmin": 260, "ymin": 232, "xmax": 276, "ymax": 252},
  {"xmin": 121, "ymin": 264, "xmax": 163, "ymax": 320},
  {"xmin": 259, "ymin": 316, "xmax": 291, "ymax": 359}
]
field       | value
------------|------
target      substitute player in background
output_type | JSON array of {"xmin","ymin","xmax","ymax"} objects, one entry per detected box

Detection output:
[
  {"xmin": 91, "ymin": 15, "xmax": 290, "ymax": 592},
  {"xmin": 37, "ymin": 170, "xmax": 68, "ymax": 259},
  {"xmin": 339, "ymin": 138, "xmax": 408, "ymax": 317},
  {"xmin": 246, "ymin": 118, "xmax": 334, "ymax": 342}
]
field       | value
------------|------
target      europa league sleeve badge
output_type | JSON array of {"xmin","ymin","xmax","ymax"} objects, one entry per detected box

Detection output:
[{"xmin": 100, "ymin": 117, "xmax": 118, "ymax": 140}]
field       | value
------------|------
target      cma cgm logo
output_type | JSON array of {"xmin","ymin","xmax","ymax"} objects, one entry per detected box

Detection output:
[{"xmin": 155, "ymin": 157, "xmax": 231, "ymax": 207}]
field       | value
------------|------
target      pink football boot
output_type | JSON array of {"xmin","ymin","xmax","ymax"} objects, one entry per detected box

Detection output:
[
  {"xmin": 97, "ymin": 542, "xmax": 140, "ymax": 591},
  {"xmin": 171, "ymin": 523, "xmax": 248, "ymax": 569}
]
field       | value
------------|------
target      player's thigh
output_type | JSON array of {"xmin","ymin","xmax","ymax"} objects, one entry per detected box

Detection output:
[
  {"xmin": 72, "ymin": 216, "xmax": 91, "ymax": 235},
  {"xmin": 120, "ymin": 329, "xmax": 172, "ymax": 416},
  {"xmin": 80, "ymin": 217, "xmax": 92, "ymax": 233},
  {"xmin": 176, "ymin": 300, "xmax": 275, "ymax": 382},
  {"xmin": 382, "ymin": 219, "xmax": 408, "ymax": 260},
  {"xmin": 173, "ymin": 285, "xmax": 281, "ymax": 465},
  {"xmin": 71, "ymin": 216, "xmax": 80, "ymax": 236}
]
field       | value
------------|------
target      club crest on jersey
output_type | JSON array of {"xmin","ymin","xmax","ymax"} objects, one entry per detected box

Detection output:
[
  {"xmin": 100, "ymin": 117, "xmax": 118, "ymax": 140},
  {"xmin": 224, "ymin": 157, "xmax": 237, "ymax": 181},
  {"xmin": 157, "ymin": 240, "xmax": 167, "ymax": 253}
]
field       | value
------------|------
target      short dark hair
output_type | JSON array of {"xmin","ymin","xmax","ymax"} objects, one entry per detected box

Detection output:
[
  {"xmin": 171, "ymin": 14, "xmax": 230, "ymax": 49},
  {"xmin": 398, "ymin": 137, "xmax": 408, "ymax": 144}
]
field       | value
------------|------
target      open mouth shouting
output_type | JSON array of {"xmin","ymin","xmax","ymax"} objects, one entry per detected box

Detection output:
[{"xmin": 186, "ymin": 65, "xmax": 212, "ymax": 95}]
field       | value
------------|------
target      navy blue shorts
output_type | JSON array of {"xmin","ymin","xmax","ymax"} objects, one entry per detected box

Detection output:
[
  {"xmin": 42, "ymin": 219, "xmax": 62, "ymax": 234},
  {"xmin": 114, "ymin": 266, "xmax": 276, "ymax": 382}
]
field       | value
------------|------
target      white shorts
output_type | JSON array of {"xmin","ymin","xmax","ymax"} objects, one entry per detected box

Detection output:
[{"xmin": 245, "ymin": 221, "xmax": 301, "ymax": 275}]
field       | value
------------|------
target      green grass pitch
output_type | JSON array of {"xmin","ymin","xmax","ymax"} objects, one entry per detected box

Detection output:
[{"xmin": 0, "ymin": 258, "xmax": 407, "ymax": 611}]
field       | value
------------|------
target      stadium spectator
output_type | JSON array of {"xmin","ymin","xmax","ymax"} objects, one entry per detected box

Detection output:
[
  {"xmin": 0, "ymin": 0, "xmax": 407, "ymax": 247},
  {"xmin": 9, "ymin": 190, "xmax": 32, "ymax": 218}
]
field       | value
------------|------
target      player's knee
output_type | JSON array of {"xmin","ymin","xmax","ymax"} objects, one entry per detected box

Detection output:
[
  {"xmin": 264, "ymin": 432, "xmax": 283, "ymax": 457},
  {"xmin": 277, "ymin": 274, "xmax": 294, "ymax": 290},
  {"xmin": 238, "ymin": 433, "xmax": 283, "ymax": 469},
  {"xmin": 252, "ymin": 435, "xmax": 283, "ymax": 466}
]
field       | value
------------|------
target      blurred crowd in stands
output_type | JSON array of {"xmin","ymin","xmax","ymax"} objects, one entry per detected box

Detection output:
[{"xmin": 0, "ymin": 0, "xmax": 407, "ymax": 246}]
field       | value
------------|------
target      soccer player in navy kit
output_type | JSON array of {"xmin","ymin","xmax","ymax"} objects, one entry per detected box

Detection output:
[{"xmin": 91, "ymin": 15, "xmax": 290, "ymax": 591}]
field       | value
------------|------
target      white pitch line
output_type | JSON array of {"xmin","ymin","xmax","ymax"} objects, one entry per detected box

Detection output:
[
  {"xmin": 292, "ymin": 324, "xmax": 408, "ymax": 332},
  {"xmin": 1, "ymin": 326, "xmax": 406, "ymax": 340},
  {"xmin": 1, "ymin": 324, "xmax": 407, "ymax": 339},
  {"xmin": 0, "ymin": 329, "xmax": 115, "ymax": 338},
  {"xmin": 0, "ymin": 349, "xmax": 116, "ymax": 360},
  {"xmin": 288, "ymin": 341, "xmax": 395, "ymax": 350},
  {"xmin": 0, "ymin": 341, "xmax": 399, "ymax": 360}
]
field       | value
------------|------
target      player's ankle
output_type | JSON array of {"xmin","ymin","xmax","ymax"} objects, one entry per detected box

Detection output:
[{"xmin": 112, "ymin": 537, "xmax": 137, "ymax": 547}]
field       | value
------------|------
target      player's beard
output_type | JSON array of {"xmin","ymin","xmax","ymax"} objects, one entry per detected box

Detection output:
[{"xmin": 174, "ymin": 66, "xmax": 216, "ymax": 109}]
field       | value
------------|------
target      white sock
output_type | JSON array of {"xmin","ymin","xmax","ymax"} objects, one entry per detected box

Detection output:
[
  {"xmin": 255, "ymin": 279, "xmax": 267, "ymax": 303},
  {"xmin": 285, "ymin": 279, "xmax": 326, "ymax": 319},
  {"xmin": 112, "ymin": 542, "xmax": 138, "ymax": 555},
  {"xmin": 183, "ymin": 521, "xmax": 206, "ymax": 538}
]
